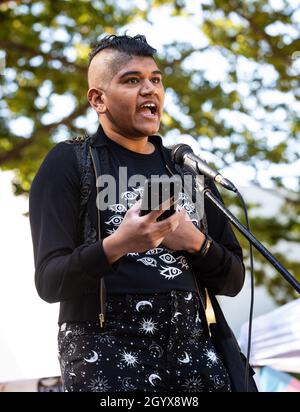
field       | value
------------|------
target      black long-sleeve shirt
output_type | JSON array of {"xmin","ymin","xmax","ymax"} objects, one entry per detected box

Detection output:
[{"xmin": 29, "ymin": 125, "xmax": 245, "ymax": 323}]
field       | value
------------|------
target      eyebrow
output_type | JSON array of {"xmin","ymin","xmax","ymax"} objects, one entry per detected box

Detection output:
[{"xmin": 119, "ymin": 70, "xmax": 162, "ymax": 79}]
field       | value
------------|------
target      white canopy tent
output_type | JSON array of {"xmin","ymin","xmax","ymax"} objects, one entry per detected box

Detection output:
[{"xmin": 239, "ymin": 298, "xmax": 300, "ymax": 373}]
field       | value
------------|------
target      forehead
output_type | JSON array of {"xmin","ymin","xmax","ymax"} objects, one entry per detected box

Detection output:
[{"xmin": 115, "ymin": 56, "xmax": 160, "ymax": 78}]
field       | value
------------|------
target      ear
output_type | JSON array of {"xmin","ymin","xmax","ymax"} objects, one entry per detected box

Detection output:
[{"xmin": 87, "ymin": 88, "xmax": 107, "ymax": 114}]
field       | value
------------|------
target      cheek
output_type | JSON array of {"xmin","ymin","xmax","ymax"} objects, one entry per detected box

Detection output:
[{"xmin": 108, "ymin": 93, "xmax": 135, "ymax": 117}]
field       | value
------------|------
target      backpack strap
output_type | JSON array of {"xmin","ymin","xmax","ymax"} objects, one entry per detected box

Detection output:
[
  {"xmin": 89, "ymin": 144, "xmax": 107, "ymax": 328},
  {"xmin": 68, "ymin": 134, "xmax": 107, "ymax": 328},
  {"xmin": 67, "ymin": 134, "xmax": 96, "ymax": 245}
]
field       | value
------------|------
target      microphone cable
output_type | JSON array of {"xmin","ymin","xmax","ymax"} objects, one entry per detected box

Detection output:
[{"xmin": 236, "ymin": 190, "xmax": 255, "ymax": 392}]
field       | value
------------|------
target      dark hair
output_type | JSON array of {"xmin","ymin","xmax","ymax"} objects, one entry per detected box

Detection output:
[{"xmin": 88, "ymin": 34, "xmax": 157, "ymax": 66}]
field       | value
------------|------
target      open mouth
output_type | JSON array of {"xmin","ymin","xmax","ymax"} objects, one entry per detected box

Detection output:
[{"xmin": 138, "ymin": 102, "xmax": 158, "ymax": 117}]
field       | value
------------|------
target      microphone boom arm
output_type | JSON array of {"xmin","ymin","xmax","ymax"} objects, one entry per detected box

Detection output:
[{"xmin": 196, "ymin": 176, "xmax": 300, "ymax": 294}]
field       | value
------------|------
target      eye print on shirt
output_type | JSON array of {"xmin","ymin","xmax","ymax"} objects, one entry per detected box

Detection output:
[
  {"xmin": 109, "ymin": 203, "xmax": 127, "ymax": 213},
  {"xmin": 132, "ymin": 186, "xmax": 144, "ymax": 197},
  {"xmin": 106, "ymin": 228, "xmax": 117, "ymax": 235},
  {"xmin": 176, "ymin": 255, "xmax": 190, "ymax": 270},
  {"xmin": 159, "ymin": 253, "xmax": 176, "ymax": 264},
  {"xmin": 181, "ymin": 201, "xmax": 195, "ymax": 214},
  {"xmin": 105, "ymin": 215, "xmax": 124, "ymax": 226},
  {"xmin": 128, "ymin": 201, "xmax": 138, "ymax": 209},
  {"xmin": 159, "ymin": 266, "xmax": 182, "ymax": 280},
  {"xmin": 146, "ymin": 248, "xmax": 164, "ymax": 255},
  {"xmin": 178, "ymin": 192, "xmax": 189, "ymax": 201},
  {"xmin": 137, "ymin": 257, "xmax": 157, "ymax": 267},
  {"xmin": 121, "ymin": 191, "xmax": 139, "ymax": 200}
]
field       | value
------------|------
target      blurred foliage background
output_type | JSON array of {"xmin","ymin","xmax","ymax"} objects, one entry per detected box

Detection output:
[{"xmin": 0, "ymin": 0, "xmax": 299, "ymax": 303}]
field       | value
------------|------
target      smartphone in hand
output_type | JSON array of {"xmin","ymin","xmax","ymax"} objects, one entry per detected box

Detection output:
[{"xmin": 140, "ymin": 176, "xmax": 181, "ymax": 221}]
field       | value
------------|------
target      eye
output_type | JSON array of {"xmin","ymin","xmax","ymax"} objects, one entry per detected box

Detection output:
[
  {"xmin": 121, "ymin": 191, "xmax": 139, "ymax": 200},
  {"xmin": 105, "ymin": 215, "xmax": 123, "ymax": 226},
  {"xmin": 159, "ymin": 253, "xmax": 176, "ymax": 264},
  {"xmin": 137, "ymin": 257, "xmax": 157, "ymax": 267},
  {"xmin": 179, "ymin": 192, "xmax": 189, "ymax": 201},
  {"xmin": 151, "ymin": 77, "xmax": 161, "ymax": 84},
  {"xmin": 182, "ymin": 202, "xmax": 195, "ymax": 213},
  {"xmin": 176, "ymin": 255, "xmax": 189, "ymax": 269},
  {"xmin": 191, "ymin": 219, "xmax": 198, "ymax": 226},
  {"xmin": 159, "ymin": 266, "xmax": 182, "ymax": 280},
  {"xmin": 146, "ymin": 248, "xmax": 164, "ymax": 255},
  {"xmin": 132, "ymin": 186, "xmax": 144, "ymax": 197},
  {"xmin": 127, "ymin": 77, "xmax": 139, "ymax": 84},
  {"xmin": 109, "ymin": 203, "xmax": 127, "ymax": 213}
]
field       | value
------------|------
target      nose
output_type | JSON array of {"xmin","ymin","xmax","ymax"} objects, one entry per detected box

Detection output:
[{"xmin": 140, "ymin": 79, "xmax": 157, "ymax": 96}]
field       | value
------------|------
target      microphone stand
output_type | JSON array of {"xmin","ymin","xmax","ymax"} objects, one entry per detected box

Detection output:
[{"xmin": 196, "ymin": 176, "xmax": 300, "ymax": 293}]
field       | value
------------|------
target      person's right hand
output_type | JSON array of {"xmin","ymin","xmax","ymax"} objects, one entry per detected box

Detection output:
[{"xmin": 102, "ymin": 200, "xmax": 180, "ymax": 264}]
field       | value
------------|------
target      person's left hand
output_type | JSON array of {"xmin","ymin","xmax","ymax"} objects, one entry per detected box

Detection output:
[{"xmin": 161, "ymin": 208, "xmax": 206, "ymax": 253}]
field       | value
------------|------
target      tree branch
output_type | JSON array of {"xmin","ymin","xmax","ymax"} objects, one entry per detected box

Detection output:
[
  {"xmin": 0, "ymin": 40, "xmax": 87, "ymax": 74},
  {"xmin": 0, "ymin": 101, "xmax": 90, "ymax": 165},
  {"xmin": 236, "ymin": 10, "xmax": 292, "ymax": 67}
]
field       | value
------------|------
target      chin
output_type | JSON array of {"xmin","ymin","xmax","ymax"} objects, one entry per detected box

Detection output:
[{"xmin": 138, "ymin": 124, "xmax": 160, "ymax": 136}]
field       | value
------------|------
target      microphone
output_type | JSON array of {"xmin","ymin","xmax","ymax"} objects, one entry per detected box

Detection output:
[{"xmin": 171, "ymin": 144, "xmax": 237, "ymax": 193}]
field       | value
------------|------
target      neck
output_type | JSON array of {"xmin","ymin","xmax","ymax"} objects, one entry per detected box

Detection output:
[{"xmin": 100, "ymin": 123, "xmax": 155, "ymax": 154}]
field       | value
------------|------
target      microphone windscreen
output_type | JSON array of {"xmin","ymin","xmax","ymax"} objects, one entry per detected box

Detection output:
[{"xmin": 169, "ymin": 144, "xmax": 193, "ymax": 164}]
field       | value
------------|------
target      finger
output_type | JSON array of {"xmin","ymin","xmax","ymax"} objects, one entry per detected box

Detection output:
[
  {"xmin": 127, "ymin": 199, "xmax": 142, "ymax": 215},
  {"xmin": 144, "ymin": 197, "xmax": 176, "ymax": 222},
  {"xmin": 127, "ymin": 198, "xmax": 142, "ymax": 209},
  {"xmin": 179, "ymin": 207, "xmax": 189, "ymax": 220},
  {"xmin": 156, "ymin": 221, "xmax": 179, "ymax": 240},
  {"xmin": 161, "ymin": 196, "xmax": 175, "ymax": 210},
  {"xmin": 147, "ymin": 214, "xmax": 179, "ymax": 240},
  {"xmin": 154, "ymin": 210, "xmax": 180, "ymax": 231}
]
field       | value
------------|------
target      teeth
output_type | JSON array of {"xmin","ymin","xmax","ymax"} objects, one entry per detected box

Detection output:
[{"xmin": 141, "ymin": 103, "xmax": 156, "ymax": 109}]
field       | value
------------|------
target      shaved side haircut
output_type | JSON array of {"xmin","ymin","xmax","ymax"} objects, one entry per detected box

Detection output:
[{"xmin": 87, "ymin": 34, "xmax": 157, "ymax": 89}]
